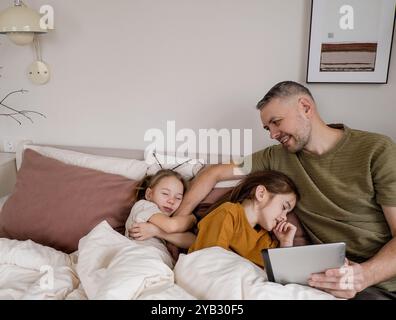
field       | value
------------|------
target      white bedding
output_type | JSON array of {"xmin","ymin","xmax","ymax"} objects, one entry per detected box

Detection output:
[
  {"xmin": 0, "ymin": 221, "xmax": 337, "ymax": 300},
  {"xmin": 0, "ymin": 221, "xmax": 194, "ymax": 300},
  {"xmin": 75, "ymin": 221, "xmax": 194, "ymax": 300},
  {"xmin": 0, "ymin": 239, "xmax": 78, "ymax": 299},
  {"xmin": 174, "ymin": 247, "xmax": 338, "ymax": 300}
]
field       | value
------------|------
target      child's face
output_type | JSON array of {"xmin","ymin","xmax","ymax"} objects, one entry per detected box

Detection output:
[
  {"xmin": 256, "ymin": 191, "xmax": 296, "ymax": 231},
  {"xmin": 145, "ymin": 176, "xmax": 184, "ymax": 214}
]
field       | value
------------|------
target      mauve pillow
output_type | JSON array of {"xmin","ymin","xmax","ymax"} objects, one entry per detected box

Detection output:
[
  {"xmin": 193, "ymin": 187, "xmax": 311, "ymax": 246},
  {"xmin": 0, "ymin": 149, "xmax": 138, "ymax": 253},
  {"xmin": 0, "ymin": 214, "xmax": 4, "ymax": 238}
]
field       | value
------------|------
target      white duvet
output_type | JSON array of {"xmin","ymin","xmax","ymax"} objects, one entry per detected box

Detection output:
[
  {"xmin": 174, "ymin": 247, "xmax": 337, "ymax": 300},
  {"xmin": 0, "ymin": 221, "xmax": 336, "ymax": 300},
  {"xmin": 0, "ymin": 221, "xmax": 193, "ymax": 300}
]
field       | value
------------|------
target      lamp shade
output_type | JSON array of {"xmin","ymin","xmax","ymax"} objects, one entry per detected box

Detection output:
[{"xmin": 0, "ymin": 4, "xmax": 47, "ymax": 45}]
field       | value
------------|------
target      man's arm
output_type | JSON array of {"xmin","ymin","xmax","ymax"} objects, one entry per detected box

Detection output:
[
  {"xmin": 130, "ymin": 222, "xmax": 196, "ymax": 249},
  {"xmin": 359, "ymin": 206, "xmax": 396, "ymax": 287},
  {"xmin": 149, "ymin": 213, "xmax": 196, "ymax": 233},
  {"xmin": 157, "ymin": 230, "xmax": 196, "ymax": 249},
  {"xmin": 309, "ymin": 205, "xmax": 396, "ymax": 299},
  {"xmin": 174, "ymin": 163, "xmax": 245, "ymax": 217}
]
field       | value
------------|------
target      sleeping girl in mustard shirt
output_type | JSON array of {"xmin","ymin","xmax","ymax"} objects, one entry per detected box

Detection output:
[{"xmin": 188, "ymin": 170, "xmax": 299, "ymax": 267}]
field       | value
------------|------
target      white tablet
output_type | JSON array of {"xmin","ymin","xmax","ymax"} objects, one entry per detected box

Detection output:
[{"xmin": 262, "ymin": 242, "xmax": 346, "ymax": 285}]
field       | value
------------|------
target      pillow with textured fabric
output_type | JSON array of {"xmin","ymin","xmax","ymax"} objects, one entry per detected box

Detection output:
[
  {"xmin": 0, "ymin": 149, "xmax": 138, "ymax": 253},
  {"xmin": 192, "ymin": 187, "xmax": 311, "ymax": 246}
]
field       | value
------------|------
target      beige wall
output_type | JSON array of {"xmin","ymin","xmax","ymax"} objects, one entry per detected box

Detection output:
[{"xmin": 0, "ymin": 0, "xmax": 395, "ymax": 154}]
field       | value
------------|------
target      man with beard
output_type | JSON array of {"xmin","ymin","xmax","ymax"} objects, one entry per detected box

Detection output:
[{"xmin": 174, "ymin": 81, "xmax": 396, "ymax": 300}]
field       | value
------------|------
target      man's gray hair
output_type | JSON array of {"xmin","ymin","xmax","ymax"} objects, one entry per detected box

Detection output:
[{"xmin": 256, "ymin": 81, "xmax": 315, "ymax": 111}]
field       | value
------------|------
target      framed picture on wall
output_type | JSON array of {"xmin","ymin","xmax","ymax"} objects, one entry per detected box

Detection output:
[{"xmin": 306, "ymin": 0, "xmax": 396, "ymax": 83}]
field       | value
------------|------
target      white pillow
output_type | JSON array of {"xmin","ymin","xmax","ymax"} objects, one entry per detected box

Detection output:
[
  {"xmin": 18, "ymin": 144, "xmax": 148, "ymax": 181},
  {"xmin": 145, "ymin": 151, "xmax": 205, "ymax": 180}
]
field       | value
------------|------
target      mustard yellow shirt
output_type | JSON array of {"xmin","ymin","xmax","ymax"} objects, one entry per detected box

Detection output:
[{"xmin": 188, "ymin": 202, "xmax": 278, "ymax": 267}]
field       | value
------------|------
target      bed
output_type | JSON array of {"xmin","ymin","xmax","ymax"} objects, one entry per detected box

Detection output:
[{"xmin": 0, "ymin": 142, "xmax": 336, "ymax": 300}]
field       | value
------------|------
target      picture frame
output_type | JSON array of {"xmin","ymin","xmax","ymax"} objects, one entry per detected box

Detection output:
[{"xmin": 306, "ymin": 0, "xmax": 396, "ymax": 83}]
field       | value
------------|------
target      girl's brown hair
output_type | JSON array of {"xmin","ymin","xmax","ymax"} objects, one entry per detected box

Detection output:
[
  {"xmin": 135, "ymin": 169, "xmax": 188, "ymax": 201},
  {"xmin": 207, "ymin": 170, "xmax": 299, "ymax": 213}
]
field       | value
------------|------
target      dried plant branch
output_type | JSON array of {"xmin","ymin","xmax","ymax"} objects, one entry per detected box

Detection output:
[{"xmin": 0, "ymin": 89, "xmax": 47, "ymax": 125}]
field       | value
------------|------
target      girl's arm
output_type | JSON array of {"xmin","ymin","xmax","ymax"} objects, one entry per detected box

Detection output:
[
  {"xmin": 130, "ymin": 222, "xmax": 196, "ymax": 249},
  {"xmin": 148, "ymin": 213, "xmax": 196, "ymax": 233}
]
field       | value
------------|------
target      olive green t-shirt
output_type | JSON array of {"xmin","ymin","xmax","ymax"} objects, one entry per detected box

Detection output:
[{"xmin": 245, "ymin": 124, "xmax": 396, "ymax": 291}]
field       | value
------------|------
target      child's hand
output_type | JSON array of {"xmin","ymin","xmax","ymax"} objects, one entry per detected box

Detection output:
[
  {"xmin": 272, "ymin": 221, "xmax": 297, "ymax": 247},
  {"xmin": 129, "ymin": 222, "xmax": 161, "ymax": 241}
]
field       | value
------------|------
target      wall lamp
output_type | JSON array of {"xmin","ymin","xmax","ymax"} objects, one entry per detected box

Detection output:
[
  {"xmin": 0, "ymin": 0, "xmax": 52, "ymax": 85},
  {"xmin": 0, "ymin": 0, "xmax": 48, "ymax": 46}
]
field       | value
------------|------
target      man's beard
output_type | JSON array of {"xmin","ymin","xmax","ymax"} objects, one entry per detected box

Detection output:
[
  {"xmin": 284, "ymin": 135, "xmax": 308, "ymax": 153},
  {"xmin": 283, "ymin": 121, "xmax": 311, "ymax": 153}
]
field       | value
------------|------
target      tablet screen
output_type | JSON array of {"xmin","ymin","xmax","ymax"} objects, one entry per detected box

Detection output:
[{"xmin": 262, "ymin": 242, "xmax": 346, "ymax": 285}]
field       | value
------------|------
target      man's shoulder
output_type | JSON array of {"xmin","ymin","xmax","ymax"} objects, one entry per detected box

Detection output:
[
  {"xmin": 349, "ymin": 128, "xmax": 395, "ymax": 148},
  {"xmin": 252, "ymin": 144, "xmax": 296, "ymax": 165},
  {"xmin": 247, "ymin": 144, "xmax": 296, "ymax": 173},
  {"xmin": 253, "ymin": 144, "xmax": 289, "ymax": 157}
]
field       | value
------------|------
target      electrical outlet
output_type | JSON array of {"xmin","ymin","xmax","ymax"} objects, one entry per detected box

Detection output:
[
  {"xmin": 3, "ymin": 140, "xmax": 15, "ymax": 153},
  {"xmin": 28, "ymin": 61, "xmax": 50, "ymax": 85}
]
